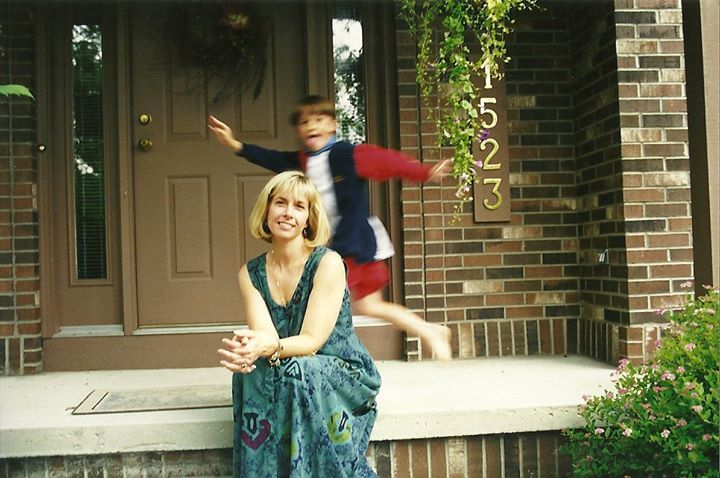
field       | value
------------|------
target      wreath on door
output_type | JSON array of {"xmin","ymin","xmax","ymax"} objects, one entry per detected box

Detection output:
[{"xmin": 168, "ymin": 2, "xmax": 268, "ymax": 101}]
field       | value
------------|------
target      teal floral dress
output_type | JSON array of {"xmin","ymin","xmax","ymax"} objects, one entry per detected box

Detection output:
[{"xmin": 232, "ymin": 246, "xmax": 382, "ymax": 478}]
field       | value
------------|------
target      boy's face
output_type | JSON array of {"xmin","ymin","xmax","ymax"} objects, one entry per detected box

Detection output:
[{"xmin": 295, "ymin": 112, "xmax": 337, "ymax": 152}]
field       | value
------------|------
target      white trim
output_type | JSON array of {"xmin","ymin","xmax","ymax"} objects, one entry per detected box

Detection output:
[
  {"xmin": 54, "ymin": 325, "xmax": 124, "ymax": 337},
  {"xmin": 132, "ymin": 325, "xmax": 240, "ymax": 336}
]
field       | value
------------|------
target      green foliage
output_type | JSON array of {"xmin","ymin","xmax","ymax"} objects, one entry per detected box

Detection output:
[
  {"xmin": 562, "ymin": 285, "xmax": 720, "ymax": 478},
  {"xmin": 0, "ymin": 84, "xmax": 34, "ymax": 99},
  {"xmin": 333, "ymin": 15, "xmax": 366, "ymax": 144},
  {"xmin": 400, "ymin": 0, "xmax": 535, "ymax": 217}
]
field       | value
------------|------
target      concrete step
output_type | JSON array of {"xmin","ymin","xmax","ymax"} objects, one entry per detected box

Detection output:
[{"xmin": 0, "ymin": 355, "xmax": 614, "ymax": 458}]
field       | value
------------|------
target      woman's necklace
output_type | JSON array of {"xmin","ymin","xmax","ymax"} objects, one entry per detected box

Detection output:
[{"xmin": 269, "ymin": 250, "xmax": 309, "ymax": 306}]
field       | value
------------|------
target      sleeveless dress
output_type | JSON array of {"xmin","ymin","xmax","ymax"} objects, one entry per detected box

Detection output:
[{"xmin": 232, "ymin": 246, "xmax": 382, "ymax": 478}]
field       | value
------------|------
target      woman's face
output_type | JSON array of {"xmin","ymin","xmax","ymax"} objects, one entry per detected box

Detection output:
[{"xmin": 266, "ymin": 189, "xmax": 310, "ymax": 240}]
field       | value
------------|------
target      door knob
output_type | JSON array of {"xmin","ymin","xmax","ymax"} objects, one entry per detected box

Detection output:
[
  {"xmin": 138, "ymin": 113, "xmax": 152, "ymax": 125},
  {"xmin": 138, "ymin": 138, "xmax": 153, "ymax": 151}
]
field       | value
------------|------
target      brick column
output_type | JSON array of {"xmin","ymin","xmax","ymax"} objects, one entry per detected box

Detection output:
[
  {"xmin": 614, "ymin": 0, "xmax": 692, "ymax": 361},
  {"xmin": 0, "ymin": 3, "xmax": 41, "ymax": 375}
]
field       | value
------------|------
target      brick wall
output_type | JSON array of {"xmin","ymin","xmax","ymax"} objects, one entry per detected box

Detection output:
[
  {"xmin": 571, "ymin": 0, "xmax": 628, "ymax": 325},
  {"xmin": 574, "ymin": 0, "xmax": 692, "ymax": 365},
  {"xmin": 0, "ymin": 431, "xmax": 572, "ymax": 478},
  {"xmin": 394, "ymin": 1, "xmax": 693, "ymax": 365},
  {"xmin": 0, "ymin": 3, "xmax": 41, "ymax": 375},
  {"xmin": 395, "ymin": 4, "xmax": 580, "ymax": 360}
]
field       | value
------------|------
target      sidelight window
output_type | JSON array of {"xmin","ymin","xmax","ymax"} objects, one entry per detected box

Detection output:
[
  {"xmin": 71, "ymin": 19, "xmax": 108, "ymax": 280},
  {"xmin": 332, "ymin": 2, "xmax": 366, "ymax": 144}
]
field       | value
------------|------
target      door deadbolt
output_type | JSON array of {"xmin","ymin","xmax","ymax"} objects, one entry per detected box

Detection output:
[
  {"xmin": 138, "ymin": 113, "xmax": 152, "ymax": 125},
  {"xmin": 138, "ymin": 138, "xmax": 153, "ymax": 151}
]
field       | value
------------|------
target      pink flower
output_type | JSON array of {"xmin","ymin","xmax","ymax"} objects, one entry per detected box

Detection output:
[
  {"xmin": 622, "ymin": 428, "xmax": 632, "ymax": 437},
  {"xmin": 691, "ymin": 392, "xmax": 699, "ymax": 399},
  {"xmin": 692, "ymin": 405, "xmax": 703, "ymax": 413},
  {"xmin": 677, "ymin": 366, "xmax": 685, "ymax": 373},
  {"xmin": 617, "ymin": 358, "xmax": 630, "ymax": 371},
  {"xmin": 677, "ymin": 418, "xmax": 687, "ymax": 427},
  {"xmin": 594, "ymin": 427, "xmax": 605, "ymax": 435},
  {"xmin": 684, "ymin": 343, "xmax": 696, "ymax": 351},
  {"xmin": 661, "ymin": 429, "xmax": 670, "ymax": 438},
  {"xmin": 474, "ymin": 159, "xmax": 484, "ymax": 169},
  {"xmin": 686, "ymin": 443, "xmax": 695, "ymax": 451},
  {"xmin": 661, "ymin": 372, "xmax": 676, "ymax": 381},
  {"xmin": 642, "ymin": 403, "xmax": 651, "ymax": 410},
  {"xmin": 680, "ymin": 280, "xmax": 693, "ymax": 288},
  {"xmin": 702, "ymin": 434, "xmax": 711, "ymax": 442},
  {"xmin": 685, "ymin": 382, "xmax": 695, "ymax": 390},
  {"xmin": 618, "ymin": 388, "xmax": 628, "ymax": 395}
]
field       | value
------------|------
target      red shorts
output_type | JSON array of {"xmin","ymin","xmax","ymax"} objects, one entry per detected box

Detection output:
[{"xmin": 344, "ymin": 258, "xmax": 390, "ymax": 300}]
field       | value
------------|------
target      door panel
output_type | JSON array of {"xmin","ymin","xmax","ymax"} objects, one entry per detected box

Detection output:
[{"xmin": 130, "ymin": 3, "xmax": 306, "ymax": 329}]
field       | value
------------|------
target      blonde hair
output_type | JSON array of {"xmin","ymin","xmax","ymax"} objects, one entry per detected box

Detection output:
[
  {"xmin": 249, "ymin": 171, "xmax": 331, "ymax": 247},
  {"xmin": 289, "ymin": 95, "xmax": 336, "ymax": 125}
]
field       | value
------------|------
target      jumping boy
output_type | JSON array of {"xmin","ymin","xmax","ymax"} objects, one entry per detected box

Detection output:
[{"xmin": 209, "ymin": 95, "xmax": 452, "ymax": 359}]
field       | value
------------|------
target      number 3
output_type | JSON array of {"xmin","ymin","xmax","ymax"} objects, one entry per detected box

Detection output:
[{"xmin": 483, "ymin": 178, "xmax": 503, "ymax": 210}]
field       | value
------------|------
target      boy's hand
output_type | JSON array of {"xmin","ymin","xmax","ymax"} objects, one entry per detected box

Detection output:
[
  {"xmin": 428, "ymin": 159, "xmax": 451, "ymax": 183},
  {"xmin": 208, "ymin": 115, "xmax": 243, "ymax": 153}
]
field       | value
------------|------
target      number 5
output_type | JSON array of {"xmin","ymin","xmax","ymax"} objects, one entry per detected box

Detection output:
[{"xmin": 479, "ymin": 98, "xmax": 497, "ymax": 129}]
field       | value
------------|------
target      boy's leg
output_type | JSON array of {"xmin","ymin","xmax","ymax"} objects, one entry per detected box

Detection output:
[{"xmin": 351, "ymin": 291, "xmax": 452, "ymax": 360}]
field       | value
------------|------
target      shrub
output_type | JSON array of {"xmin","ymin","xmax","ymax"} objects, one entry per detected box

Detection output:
[{"xmin": 562, "ymin": 285, "xmax": 720, "ymax": 478}]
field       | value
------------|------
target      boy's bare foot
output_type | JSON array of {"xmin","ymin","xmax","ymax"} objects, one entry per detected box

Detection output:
[{"xmin": 423, "ymin": 323, "xmax": 452, "ymax": 360}]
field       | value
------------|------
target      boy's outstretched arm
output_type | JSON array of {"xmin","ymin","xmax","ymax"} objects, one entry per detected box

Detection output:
[
  {"xmin": 354, "ymin": 144, "xmax": 451, "ymax": 184},
  {"xmin": 208, "ymin": 115, "xmax": 243, "ymax": 153},
  {"xmin": 208, "ymin": 116, "xmax": 299, "ymax": 173}
]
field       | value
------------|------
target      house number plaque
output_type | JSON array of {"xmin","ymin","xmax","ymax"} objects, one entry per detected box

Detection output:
[{"xmin": 473, "ymin": 66, "xmax": 510, "ymax": 223}]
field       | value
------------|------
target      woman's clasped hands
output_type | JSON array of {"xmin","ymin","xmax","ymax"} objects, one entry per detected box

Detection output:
[{"xmin": 219, "ymin": 329, "xmax": 276, "ymax": 374}]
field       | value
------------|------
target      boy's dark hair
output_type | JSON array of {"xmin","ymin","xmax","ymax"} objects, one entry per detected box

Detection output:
[{"xmin": 290, "ymin": 95, "xmax": 336, "ymax": 125}]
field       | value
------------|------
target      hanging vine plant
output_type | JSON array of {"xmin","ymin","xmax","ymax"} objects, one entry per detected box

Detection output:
[
  {"xmin": 400, "ymin": 0, "xmax": 536, "ymax": 217},
  {"xmin": 168, "ymin": 2, "xmax": 269, "ymax": 102}
]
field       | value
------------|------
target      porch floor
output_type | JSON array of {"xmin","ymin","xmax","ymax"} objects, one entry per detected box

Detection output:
[{"xmin": 0, "ymin": 355, "xmax": 615, "ymax": 458}]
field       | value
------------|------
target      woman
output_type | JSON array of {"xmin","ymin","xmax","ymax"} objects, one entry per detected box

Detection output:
[{"xmin": 218, "ymin": 171, "xmax": 381, "ymax": 477}]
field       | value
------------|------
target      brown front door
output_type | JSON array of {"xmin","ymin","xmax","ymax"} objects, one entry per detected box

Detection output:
[
  {"xmin": 129, "ymin": 4, "xmax": 305, "ymax": 330},
  {"xmin": 40, "ymin": 2, "xmax": 403, "ymax": 370}
]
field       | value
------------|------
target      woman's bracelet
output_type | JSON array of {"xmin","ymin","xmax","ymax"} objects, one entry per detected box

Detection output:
[{"xmin": 268, "ymin": 337, "xmax": 283, "ymax": 367}]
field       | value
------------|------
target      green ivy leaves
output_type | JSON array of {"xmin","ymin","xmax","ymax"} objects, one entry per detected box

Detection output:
[{"xmin": 400, "ymin": 0, "xmax": 535, "ymax": 219}]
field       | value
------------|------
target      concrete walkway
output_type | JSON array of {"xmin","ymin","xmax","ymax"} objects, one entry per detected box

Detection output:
[{"xmin": 0, "ymin": 355, "xmax": 615, "ymax": 458}]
